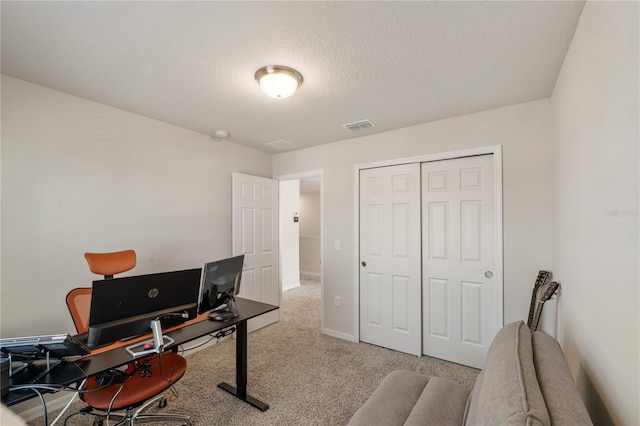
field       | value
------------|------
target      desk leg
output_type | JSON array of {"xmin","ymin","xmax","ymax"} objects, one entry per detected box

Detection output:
[{"xmin": 218, "ymin": 320, "xmax": 269, "ymax": 411}]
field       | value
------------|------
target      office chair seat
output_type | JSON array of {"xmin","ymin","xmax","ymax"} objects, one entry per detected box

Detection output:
[{"xmin": 83, "ymin": 352, "xmax": 187, "ymax": 411}]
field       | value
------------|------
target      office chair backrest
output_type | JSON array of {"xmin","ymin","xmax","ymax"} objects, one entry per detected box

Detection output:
[
  {"xmin": 84, "ymin": 249, "xmax": 136, "ymax": 279},
  {"xmin": 66, "ymin": 287, "xmax": 92, "ymax": 334}
]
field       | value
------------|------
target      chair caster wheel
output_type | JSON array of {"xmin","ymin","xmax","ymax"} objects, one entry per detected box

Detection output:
[{"xmin": 158, "ymin": 397, "xmax": 167, "ymax": 408}]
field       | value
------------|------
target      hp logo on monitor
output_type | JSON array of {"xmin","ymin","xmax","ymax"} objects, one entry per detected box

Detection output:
[{"xmin": 148, "ymin": 288, "xmax": 160, "ymax": 298}]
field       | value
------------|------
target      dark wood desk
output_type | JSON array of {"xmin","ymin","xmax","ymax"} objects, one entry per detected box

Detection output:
[{"xmin": 3, "ymin": 298, "xmax": 278, "ymax": 411}]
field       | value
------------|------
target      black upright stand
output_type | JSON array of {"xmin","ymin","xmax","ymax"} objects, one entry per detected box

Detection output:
[
  {"xmin": 6, "ymin": 351, "xmax": 63, "ymax": 383},
  {"xmin": 217, "ymin": 320, "xmax": 269, "ymax": 411}
]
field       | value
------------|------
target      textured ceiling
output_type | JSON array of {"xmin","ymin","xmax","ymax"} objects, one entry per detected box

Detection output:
[{"xmin": 1, "ymin": 1, "xmax": 585, "ymax": 153}]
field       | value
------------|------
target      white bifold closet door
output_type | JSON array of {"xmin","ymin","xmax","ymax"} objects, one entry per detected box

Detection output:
[
  {"xmin": 422, "ymin": 154, "xmax": 496, "ymax": 368},
  {"xmin": 358, "ymin": 154, "xmax": 498, "ymax": 368},
  {"xmin": 359, "ymin": 163, "xmax": 422, "ymax": 356}
]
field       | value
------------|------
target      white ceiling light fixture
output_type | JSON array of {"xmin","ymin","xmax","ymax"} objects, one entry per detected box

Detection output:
[{"xmin": 255, "ymin": 65, "xmax": 303, "ymax": 99}]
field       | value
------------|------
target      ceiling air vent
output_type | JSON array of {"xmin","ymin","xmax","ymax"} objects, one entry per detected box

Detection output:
[
  {"xmin": 265, "ymin": 139, "xmax": 297, "ymax": 151},
  {"xmin": 342, "ymin": 119, "xmax": 375, "ymax": 132}
]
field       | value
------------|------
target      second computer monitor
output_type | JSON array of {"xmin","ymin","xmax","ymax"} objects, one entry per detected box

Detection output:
[{"xmin": 198, "ymin": 255, "xmax": 244, "ymax": 320}]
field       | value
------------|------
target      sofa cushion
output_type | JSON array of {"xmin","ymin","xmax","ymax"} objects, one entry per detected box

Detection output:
[
  {"xmin": 404, "ymin": 376, "xmax": 470, "ymax": 425},
  {"xmin": 347, "ymin": 370, "xmax": 429, "ymax": 426},
  {"xmin": 464, "ymin": 321, "xmax": 550, "ymax": 425},
  {"xmin": 532, "ymin": 331, "xmax": 593, "ymax": 425}
]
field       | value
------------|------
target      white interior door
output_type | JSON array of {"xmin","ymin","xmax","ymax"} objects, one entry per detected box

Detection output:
[
  {"xmin": 359, "ymin": 164, "xmax": 421, "ymax": 356},
  {"xmin": 422, "ymin": 155, "xmax": 497, "ymax": 368},
  {"xmin": 232, "ymin": 172, "xmax": 279, "ymax": 332}
]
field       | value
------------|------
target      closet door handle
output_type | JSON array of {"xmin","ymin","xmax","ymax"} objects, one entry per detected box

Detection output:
[{"xmin": 361, "ymin": 261, "xmax": 367, "ymax": 267}]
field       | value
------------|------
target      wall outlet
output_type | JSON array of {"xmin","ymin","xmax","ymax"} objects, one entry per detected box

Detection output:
[{"xmin": 334, "ymin": 296, "xmax": 341, "ymax": 307}]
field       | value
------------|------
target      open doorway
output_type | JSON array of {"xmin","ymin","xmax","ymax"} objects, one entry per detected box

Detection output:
[
  {"xmin": 299, "ymin": 177, "xmax": 321, "ymax": 280},
  {"xmin": 277, "ymin": 172, "xmax": 323, "ymax": 330}
]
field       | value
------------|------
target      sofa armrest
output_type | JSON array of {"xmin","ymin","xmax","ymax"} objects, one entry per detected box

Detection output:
[
  {"xmin": 464, "ymin": 321, "xmax": 550, "ymax": 425},
  {"xmin": 532, "ymin": 331, "xmax": 593, "ymax": 425}
]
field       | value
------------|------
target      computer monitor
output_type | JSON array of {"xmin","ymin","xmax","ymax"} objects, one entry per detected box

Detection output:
[
  {"xmin": 86, "ymin": 268, "xmax": 202, "ymax": 348},
  {"xmin": 198, "ymin": 255, "xmax": 244, "ymax": 321}
]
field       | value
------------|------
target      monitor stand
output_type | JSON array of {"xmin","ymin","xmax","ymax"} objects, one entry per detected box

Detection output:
[{"xmin": 208, "ymin": 296, "xmax": 239, "ymax": 321}]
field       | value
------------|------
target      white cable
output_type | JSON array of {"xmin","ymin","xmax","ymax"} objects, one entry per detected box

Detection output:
[
  {"xmin": 31, "ymin": 387, "xmax": 48, "ymax": 426},
  {"xmin": 49, "ymin": 378, "xmax": 87, "ymax": 426},
  {"xmin": 10, "ymin": 385, "xmax": 64, "ymax": 392},
  {"xmin": 180, "ymin": 335, "xmax": 218, "ymax": 352},
  {"xmin": 105, "ymin": 380, "xmax": 126, "ymax": 426}
]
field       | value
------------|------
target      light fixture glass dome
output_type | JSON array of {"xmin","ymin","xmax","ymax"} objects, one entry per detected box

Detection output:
[{"xmin": 255, "ymin": 65, "xmax": 303, "ymax": 99}]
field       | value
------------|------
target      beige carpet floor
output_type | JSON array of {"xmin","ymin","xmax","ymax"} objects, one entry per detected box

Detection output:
[{"xmin": 29, "ymin": 275, "xmax": 479, "ymax": 425}]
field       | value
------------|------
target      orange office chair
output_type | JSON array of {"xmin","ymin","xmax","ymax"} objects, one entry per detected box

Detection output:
[
  {"xmin": 84, "ymin": 250, "xmax": 137, "ymax": 279},
  {"xmin": 66, "ymin": 287, "xmax": 92, "ymax": 336},
  {"xmin": 69, "ymin": 250, "xmax": 190, "ymax": 425},
  {"xmin": 65, "ymin": 288, "xmax": 191, "ymax": 426}
]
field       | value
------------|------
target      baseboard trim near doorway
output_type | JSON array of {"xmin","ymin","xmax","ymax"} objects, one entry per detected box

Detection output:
[{"xmin": 322, "ymin": 327, "xmax": 357, "ymax": 342}]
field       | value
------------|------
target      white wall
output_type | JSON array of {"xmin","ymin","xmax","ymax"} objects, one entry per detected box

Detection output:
[
  {"xmin": 299, "ymin": 191, "xmax": 321, "ymax": 275},
  {"xmin": 0, "ymin": 76, "xmax": 272, "ymax": 337},
  {"xmin": 280, "ymin": 180, "xmax": 300, "ymax": 291},
  {"xmin": 300, "ymin": 192, "xmax": 321, "ymax": 236},
  {"xmin": 551, "ymin": 2, "xmax": 639, "ymax": 424},
  {"xmin": 273, "ymin": 99, "xmax": 555, "ymax": 338}
]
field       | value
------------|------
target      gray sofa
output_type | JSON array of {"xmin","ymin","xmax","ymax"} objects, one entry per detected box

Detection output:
[{"xmin": 348, "ymin": 321, "xmax": 592, "ymax": 425}]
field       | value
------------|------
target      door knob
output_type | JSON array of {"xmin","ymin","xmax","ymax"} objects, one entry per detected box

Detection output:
[
  {"xmin": 485, "ymin": 271, "xmax": 493, "ymax": 278},
  {"xmin": 361, "ymin": 261, "xmax": 367, "ymax": 267}
]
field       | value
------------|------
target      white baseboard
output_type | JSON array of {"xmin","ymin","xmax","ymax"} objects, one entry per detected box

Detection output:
[
  {"xmin": 247, "ymin": 309, "xmax": 279, "ymax": 334},
  {"xmin": 321, "ymin": 327, "xmax": 357, "ymax": 342},
  {"xmin": 283, "ymin": 282, "xmax": 301, "ymax": 291},
  {"xmin": 300, "ymin": 271, "xmax": 321, "ymax": 277},
  {"xmin": 11, "ymin": 390, "xmax": 76, "ymax": 422},
  {"xmin": 181, "ymin": 333, "xmax": 230, "ymax": 355}
]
